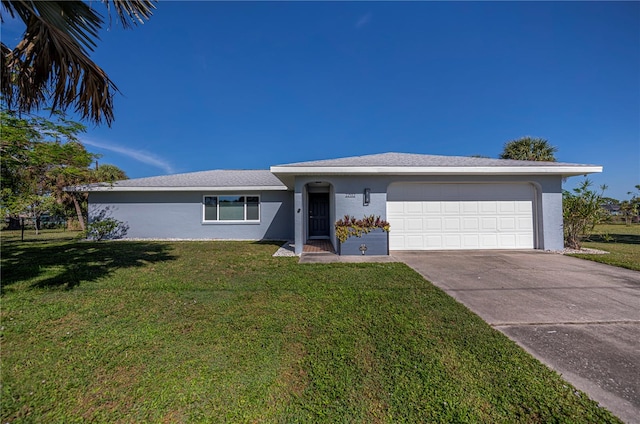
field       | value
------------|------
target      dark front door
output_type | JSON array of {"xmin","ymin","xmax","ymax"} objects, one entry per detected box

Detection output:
[{"xmin": 308, "ymin": 192, "xmax": 330, "ymax": 238}]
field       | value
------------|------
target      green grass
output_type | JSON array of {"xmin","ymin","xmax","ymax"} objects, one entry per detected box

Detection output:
[
  {"xmin": 569, "ymin": 223, "xmax": 640, "ymax": 271},
  {"xmin": 1, "ymin": 233, "xmax": 621, "ymax": 423}
]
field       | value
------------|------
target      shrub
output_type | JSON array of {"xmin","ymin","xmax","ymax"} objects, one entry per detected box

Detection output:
[
  {"xmin": 335, "ymin": 215, "xmax": 390, "ymax": 243},
  {"xmin": 563, "ymin": 179, "xmax": 606, "ymax": 249},
  {"xmin": 85, "ymin": 216, "xmax": 128, "ymax": 241}
]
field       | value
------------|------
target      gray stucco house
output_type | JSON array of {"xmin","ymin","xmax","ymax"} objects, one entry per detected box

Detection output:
[{"xmin": 76, "ymin": 152, "xmax": 602, "ymax": 255}]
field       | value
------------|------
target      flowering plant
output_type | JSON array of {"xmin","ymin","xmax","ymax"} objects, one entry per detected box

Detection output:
[{"xmin": 335, "ymin": 215, "xmax": 390, "ymax": 243}]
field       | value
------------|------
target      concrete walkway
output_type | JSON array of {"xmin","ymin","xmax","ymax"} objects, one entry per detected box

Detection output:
[
  {"xmin": 299, "ymin": 252, "xmax": 398, "ymax": 263},
  {"xmin": 394, "ymin": 250, "xmax": 640, "ymax": 424}
]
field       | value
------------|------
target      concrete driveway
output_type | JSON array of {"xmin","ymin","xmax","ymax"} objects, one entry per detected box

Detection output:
[{"xmin": 394, "ymin": 250, "xmax": 640, "ymax": 424}]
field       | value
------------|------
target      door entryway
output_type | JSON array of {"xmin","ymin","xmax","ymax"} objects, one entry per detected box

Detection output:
[{"xmin": 308, "ymin": 192, "xmax": 330, "ymax": 238}]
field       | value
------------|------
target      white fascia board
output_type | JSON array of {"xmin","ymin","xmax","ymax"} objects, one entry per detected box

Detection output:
[
  {"xmin": 270, "ymin": 165, "xmax": 603, "ymax": 176},
  {"xmin": 71, "ymin": 185, "xmax": 289, "ymax": 192}
]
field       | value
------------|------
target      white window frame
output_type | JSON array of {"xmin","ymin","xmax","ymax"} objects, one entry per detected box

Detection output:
[{"xmin": 202, "ymin": 195, "xmax": 261, "ymax": 223}]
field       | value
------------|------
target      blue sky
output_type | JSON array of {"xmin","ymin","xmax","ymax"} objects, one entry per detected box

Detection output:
[{"xmin": 4, "ymin": 1, "xmax": 640, "ymax": 200}]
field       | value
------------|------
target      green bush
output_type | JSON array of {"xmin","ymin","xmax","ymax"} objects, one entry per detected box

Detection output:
[
  {"xmin": 85, "ymin": 216, "xmax": 128, "ymax": 241},
  {"xmin": 563, "ymin": 179, "xmax": 606, "ymax": 249}
]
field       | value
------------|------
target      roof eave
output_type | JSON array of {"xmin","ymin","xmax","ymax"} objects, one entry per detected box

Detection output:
[
  {"xmin": 269, "ymin": 165, "xmax": 603, "ymax": 176},
  {"xmin": 65, "ymin": 185, "xmax": 289, "ymax": 192}
]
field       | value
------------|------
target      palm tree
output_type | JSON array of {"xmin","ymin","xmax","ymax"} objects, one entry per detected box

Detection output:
[
  {"xmin": 47, "ymin": 141, "xmax": 96, "ymax": 231},
  {"xmin": 94, "ymin": 163, "xmax": 128, "ymax": 183},
  {"xmin": 500, "ymin": 136, "xmax": 558, "ymax": 162},
  {"xmin": 1, "ymin": 0, "xmax": 155, "ymax": 126}
]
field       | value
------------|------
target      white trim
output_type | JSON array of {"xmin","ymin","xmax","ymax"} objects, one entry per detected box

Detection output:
[
  {"xmin": 202, "ymin": 194, "xmax": 261, "ymax": 223},
  {"xmin": 270, "ymin": 165, "xmax": 602, "ymax": 176},
  {"xmin": 69, "ymin": 185, "xmax": 288, "ymax": 192},
  {"xmin": 201, "ymin": 221, "xmax": 261, "ymax": 225}
]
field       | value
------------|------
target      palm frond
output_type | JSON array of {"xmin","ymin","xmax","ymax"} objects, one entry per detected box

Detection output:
[
  {"xmin": 33, "ymin": 1, "xmax": 102, "ymax": 51},
  {"xmin": 103, "ymin": 0, "xmax": 156, "ymax": 29},
  {"xmin": 1, "ymin": 42, "xmax": 15, "ymax": 102},
  {"xmin": 1, "ymin": 0, "xmax": 155, "ymax": 126},
  {"xmin": 7, "ymin": 9, "xmax": 117, "ymax": 125}
]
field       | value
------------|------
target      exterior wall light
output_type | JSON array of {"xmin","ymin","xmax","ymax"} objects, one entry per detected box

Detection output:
[{"xmin": 363, "ymin": 188, "xmax": 370, "ymax": 206}]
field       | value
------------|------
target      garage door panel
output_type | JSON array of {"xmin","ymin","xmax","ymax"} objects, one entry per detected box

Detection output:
[
  {"xmin": 424, "ymin": 218, "xmax": 442, "ymax": 231},
  {"xmin": 499, "ymin": 234, "xmax": 517, "ymax": 247},
  {"xmin": 481, "ymin": 217, "xmax": 498, "ymax": 231},
  {"xmin": 388, "ymin": 183, "xmax": 534, "ymax": 250},
  {"xmin": 518, "ymin": 234, "xmax": 534, "ymax": 247},
  {"xmin": 443, "ymin": 202, "xmax": 460, "ymax": 214},
  {"xmin": 424, "ymin": 202, "xmax": 441, "ymax": 214},
  {"xmin": 517, "ymin": 201, "xmax": 533, "ymax": 213},
  {"xmin": 389, "ymin": 234, "xmax": 405, "ymax": 249},
  {"xmin": 406, "ymin": 218, "xmax": 423, "ymax": 231},
  {"xmin": 443, "ymin": 218, "xmax": 460, "ymax": 231},
  {"xmin": 518, "ymin": 217, "xmax": 533, "ymax": 230},
  {"xmin": 480, "ymin": 202, "xmax": 498, "ymax": 214},
  {"xmin": 391, "ymin": 217, "xmax": 406, "ymax": 231},
  {"xmin": 386, "ymin": 201, "xmax": 404, "ymax": 214},
  {"xmin": 404, "ymin": 202, "xmax": 423, "ymax": 214},
  {"xmin": 480, "ymin": 234, "xmax": 499, "ymax": 248},
  {"xmin": 498, "ymin": 202, "xmax": 516, "ymax": 213},
  {"xmin": 499, "ymin": 217, "xmax": 516, "ymax": 230},
  {"xmin": 406, "ymin": 235, "xmax": 425, "ymax": 249},
  {"xmin": 425, "ymin": 235, "xmax": 443, "ymax": 248},
  {"xmin": 462, "ymin": 234, "xmax": 480, "ymax": 248},
  {"xmin": 461, "ymin": 202, "xmax": 479, "ymax": 214},
  {"xmin": 462, "ymin": 217, "xmax": 479, "ymax": 231},
  {"xmin": 444, "ymin": 234, "xmax": 462, "ymax": 248}
]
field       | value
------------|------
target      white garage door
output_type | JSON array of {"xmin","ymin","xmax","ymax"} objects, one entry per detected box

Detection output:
[{"xmin": 387, "ymin": 183, "xmax": 535, "ymax": 250}]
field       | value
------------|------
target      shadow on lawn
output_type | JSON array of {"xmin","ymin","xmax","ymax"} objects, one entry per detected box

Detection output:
[
  {"xmin": 1, "ymin": 241, "xmax": 176, "ymax": 291},
  {"xmin": 251, "ymin": 240, "xmax": 286, "ymax": 248},
  {"xmin": 586, "ymin": 233, "xmax": 640, "ymax": 245}
]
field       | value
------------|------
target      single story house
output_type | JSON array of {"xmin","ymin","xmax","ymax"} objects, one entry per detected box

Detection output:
[{"xmin": 73, "ymin": 152, "xmax": 602, "ymax": 255}]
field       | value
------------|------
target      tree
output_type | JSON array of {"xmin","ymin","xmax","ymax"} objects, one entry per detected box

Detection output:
[
  {"xmin": 1, "ymin": 109, "xmax": 126, "ymax": 232},
  {"xmin": 94, "ymin": 163, "xmax": 128, "ymax": 183},
  {"xmin": 620, "ymin": 185, "xmax": 640, "ymax": 225},
  {"xmin": 2, "ymin": 109, "xmax": 92, "ymax": 231},
  {"xmin": 500, "ymin": 136, "xmax": 558, "ymax": 162},
  {"xmin": 563, "ymin": 179, "xmax": 607, "ymax": 249},
  {"xmin": 1, "ymin": 0, "xmax": 155, "ymax": 126}
]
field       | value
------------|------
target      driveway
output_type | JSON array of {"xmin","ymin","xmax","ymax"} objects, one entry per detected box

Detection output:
[{"xmin": 394, "ymin": 250, "xmax": 640, "ymax": 424}]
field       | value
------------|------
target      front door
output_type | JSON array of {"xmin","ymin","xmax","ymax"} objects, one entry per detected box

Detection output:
[{"xmin": 308, "ymin": 192, "xmax": 330, "ymax": 238}]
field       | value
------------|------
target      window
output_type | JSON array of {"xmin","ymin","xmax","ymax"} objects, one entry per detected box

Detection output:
[{"xmin": 203, "ymin": 195, "xmax": 260, "ymax": 222}]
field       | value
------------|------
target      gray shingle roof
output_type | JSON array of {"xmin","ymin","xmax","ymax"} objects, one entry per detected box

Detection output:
[
  {"xmin": 273, "ymin": 152, "xmax": 595, "ymax": 168},
  {"xmin": 68, "ymin": 152, "xmax": 601, "ymax": 192},
  {"xmin": 70, "ymin": 169, "xmax": 287, "ymax": 192}
]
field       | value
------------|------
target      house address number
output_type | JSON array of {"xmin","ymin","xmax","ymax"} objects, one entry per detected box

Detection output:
[{"xmin": 345, "ymin": 193, "xmax": 356, "ymax": 198}]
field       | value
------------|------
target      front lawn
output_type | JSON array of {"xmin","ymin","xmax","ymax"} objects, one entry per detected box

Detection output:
[
  {"xmin": 569, "ymin": 223, "xmax": 640, "ymax": 271},
  {"xmin": 1, "ymin": 233, "xmax": 621, "ymax": 422}
]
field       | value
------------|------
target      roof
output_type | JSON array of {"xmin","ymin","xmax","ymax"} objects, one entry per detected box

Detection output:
[
  {"xmin": 67, "ymin": 169, "xmax": 288, "ymax": 192},
  {"xmin": 273, "ymin": 152, "xmax": 598, "ymax": 168},
  {"xmin": 68, "ymin": 152, "xmax": 602, "ymax": 192},
  {"xmin": 270, "ymin": 152, "xmax": 602, "ymax": 189}
]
